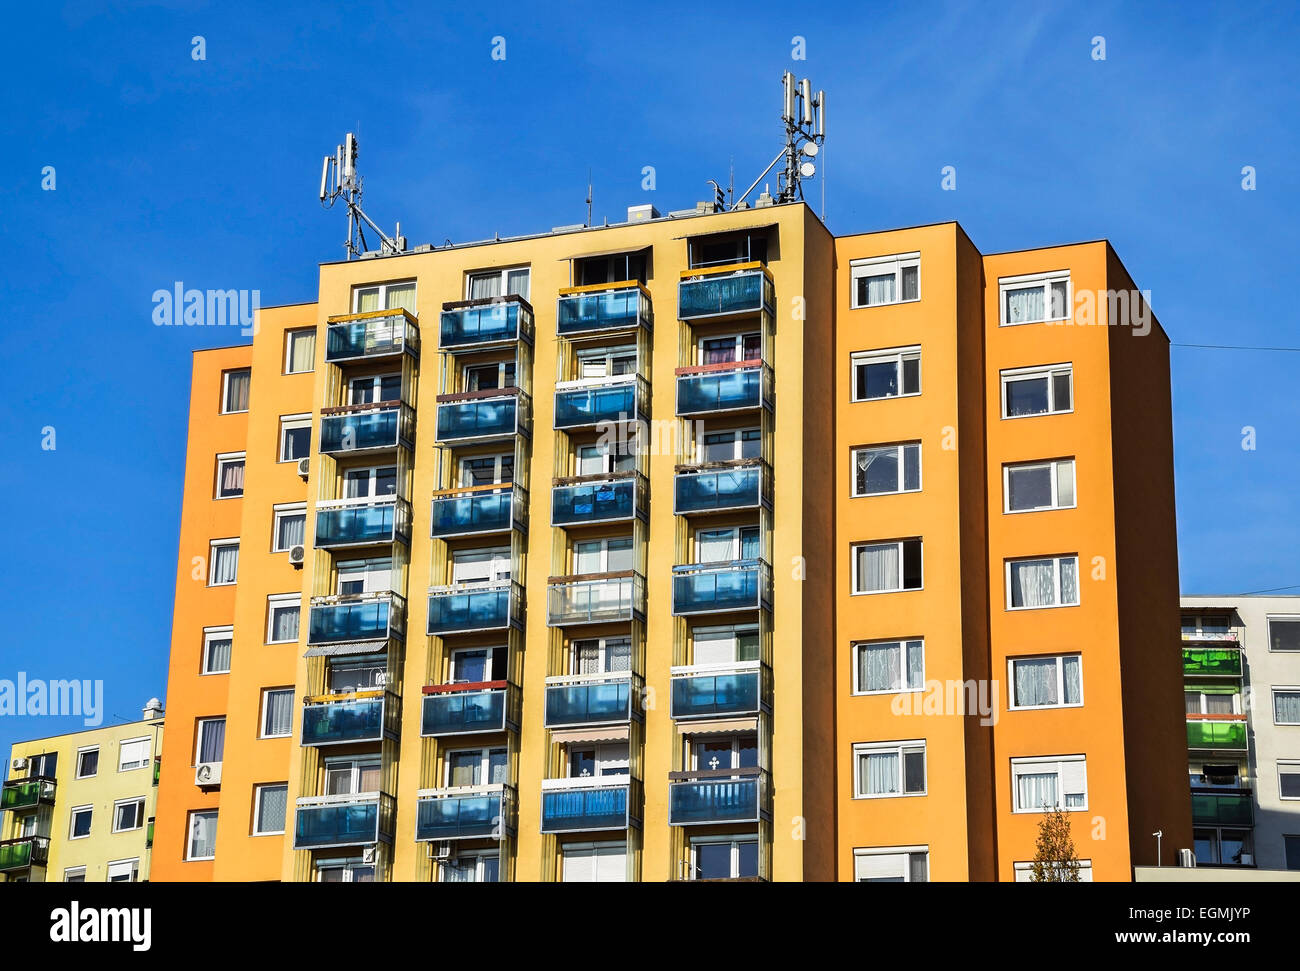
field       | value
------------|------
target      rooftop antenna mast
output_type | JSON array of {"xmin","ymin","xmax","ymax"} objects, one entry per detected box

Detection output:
[
  {"xmin": 730, "ymin": 72, "xmax": 825, "ymax": 209},
  {"xmin": 319, "ymin": 132, "xmax": 407, "ymax": 260}
]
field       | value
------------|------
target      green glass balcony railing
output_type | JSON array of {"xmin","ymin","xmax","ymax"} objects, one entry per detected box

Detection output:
[
  {"xmin": 554, "ymin": 375, "xmax": 649, "ymax": 429},
  {"xmin": 307, "ymin": 593, "xmax": 405, "ymax": 645},
  {"xmin": 325, "ymin": 311, "xmax": 419, "ymax": 363},
  {"xmin": 427, "ymin": 581, "xmax": 524, "ymax": 635},
  {"xmin": 670, "ymin": 664, "xmax": 764, "ymax": 719},
  {"xmin": 669, "ymin": 768, "xmax": 767, "ymax": 826},
  {"xmin": 1, "ymin": 777, "xmax": 56, "ymax": 812},
  {"xmin": 0, "ymin": 836, "xmax": 49, "ymax": 871},
  {"xmin": 678, "ymin": 267, "xmax": 774, "ymax": 320},
  {"xmin": 547, "ymin": 573, "xmax": 646, "ymax": 626},
  {"xmin": 674, "ymin": 462, "xmax": 770, "ymax": 515},
  {"xmin": 676, "ymin": 364, "xmax": 773, "ymax": 416},
  {"xmin": 540, "ymin": 777, "xmax": 636, "ymax": 834},
  {"xmin": 421, "ymin": 683, "xmax": 510, "ymax": 736},
  {"xmin": 544, "ymin": 674, "xmax": 640, "ymax": 728},
  {"xmin": 556, "ymin": 285, "xmax": 650, "ymax": 335},
  {"xmin": 292, "ymin": 792, "xmax": 394, "ymax": 850},
  {"xmin": 1183, "ymin": 648, "xmax": 1243, "ymax": 678},
  {"xmin": 315, "ymin": 497, "xmax": 410, "ymax": 549},
  {"xmin": 435, "ymin": 392, "xmax": 530, "ymax": 443},
  {"xmin": 1187, "ymin": 719, "xmax": 1248, "ymax": 750},
  {"xmin": 431, "ymin": 485, "xmax": 527, "ymax": 539},
  {"xmin": 439, "ymin": 298, "xmax": 534, "ymax": 350},
  {"xmin": 551, "ymin": 474, "xmax": 647, "ymax": 527},
  {"xmin": 416, "ymin": 785, "xmax": 513, "ymax": 841},
  {"xmin": 300, "ymin": 691, "xmax": 398, "ymax": 747},
  {"xmin": 1191, "ymin": 791, "xmax": 1253, "ymax": 826},
  {"xmin": 319, "ymin": 403, "xmax": 415, "ymax": 454},
  {"xmin": 672, "ymin": 560, "xmax": 772, "ymax": 615}
]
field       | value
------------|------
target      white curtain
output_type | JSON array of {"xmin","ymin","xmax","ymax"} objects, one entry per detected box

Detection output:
[
  {"xmin": 605, "ymin": 638, "xmax": 632, "ymax": 672},
  {"xmin": 861, "ymin": 642, "xmax": 901, "ymax": 692},
  {"xmin": 278, "ymin": 514, "xmax": 305, "ymax": 551},
  {"xmin": 385, "ymin": 284, "xmax": 417, "ymax": 313},
  {"xmin": 858, "ymin": 544, "xmax": 899, "ymax": 593},
  {"xmin": 257, "ymin": 785, "xmax": 287, "ymax": 833},
  {"xmin": 225, "ymin": 370, "xmax": 250, "ymax": 411},
  {"xmin": 469, "ymin": 274, "xmax": 501, "ymax": 300},
  {"xmin": 1059, "ymin": 557, "xmax": 1079, "ymax": 605},
  {"xmin": 577, "ymin": 641, "xmax": 600, "ymax": 674},
  {"xmin": 199, "ymin": 720, "xmax": 225, "ymax": 763},
  {"xmin": 1063, "ymin": 655, "xmax": 1082, "ymax": 704},
  {"xmin": 1006, "ymin": 285, "xmax": 1044, "ymax": 323},
  {"xmin": 860, "ymin": 272, "xmax": 896, "ymax": 306},
  {"xmin": 207, "ymin": 637, "xmax": 232, "ymax": 673},
  {"xmin": 506, "ymin": 269, "xmax": 530, "ymax": 299},
  {"xmin": 697, "ymin": 530, "xmax": 734, "ymax": 563},
  {"xmin": 221, "ymin": 460, "xmax": 244, "ymax": 495},
  {"xmin": 190, "ymin": 813, "xmax": 217, "ymax": 858},
  {"xmin": 1010, "ymin": 559, "xmax": 1055, "ymax": 607},
  {"xmin": 355, "ymin": 288, "xmax": 380, "ymax": 313},
  {"xmin": 1017, "ymin": 771, "xmax": 1058, "ymax": 810},
  {"xmin": 1276, "ymin": 692, "xmax": 1300, "ymax": 723},
  {"xmin": 863, "ymin": 751, "xmax": 899, "ymax": 795},
  {"xmin": 265, "ymin": 692, "xmax": 293, "ymax": 737},
  {"xmin": 1015, "ymin": 658, "xmax": 1058, "ymax": 706},
  {"xmin": 272, "ymin": 603, "xmax": 299, "ymax": 643},
  {"xmin": 906, "ymin": 641, "xmax": 924, "ymax": 688},
  {"xmin": 290, "ymin": 331, "xmax": 316, "ymax": 372},
  {"xmin": 211, "ymin": 544, "xmax": 239, "ymax": 585}
]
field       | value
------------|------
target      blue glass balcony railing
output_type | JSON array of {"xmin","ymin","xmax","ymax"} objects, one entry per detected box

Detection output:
[
  {"xmin": 540, "ymin": 777, "xmax": 637, "ymax": 834},
  {"xmin": 556, "ymin": 285, "xmax": 651, "ymax": 336},
  {"xmin": 670, "ymin": 664, "xmax": 764, "ymax": 719},
  {"xmin": 319, "ymin": 403, "xmax": 415, "ymax": 454},
  {"xmin": 421, "ymin": 683, "xmax": 511, "ymax": 736},
  {"xmin": 547, "ymin": 573, "xmax": 646, "ymax": 626},
  {"xmin": 427, "ymin": 581, "xmax": 524, "ymax": 635},
  {"xmin": 307, "ymin": 592, "xmax": 406, "ymax": 645},
  {"xmin": 439, "ymin": 297, "xmax": 534, "ymax": 350},
  {"xmin": 672, "ymin": 560, "xmax": 771, "ymax": 615},
  {"xmin": 676, "ymin": 364, "xmax": 772, "ymax": 416},
  {"xmin": 551, "ymin": 474, "xmax": 647, "ymax": 527},
  {"xmin": 554, "ymin": 375, "xmax": 649, "ymax": 430},
  {"xmin": 544, "ymin": 674, "xmax": 640, "ymax": 728},
  {"xmin": 292, "ymin": 792, "xmax": 394, "ymax": 850},
  {"xmin": 435, "ymin": 391, "xmax": 530, "ymax": 443},
  {"xmin": 678, "ymin": 266, "xmax": 774, "ymax": 320},
  {"xmin": 431, "ymin": 484, "xmax": 527, "ymax": 538},
  {"xmin": 315, "ymin": 497, "xmax": 410, "ymax": 549},
  {"xmin": 416, "ymin": 785, "xmax": 514, "ymax": 841},
  {"xmin": 674, "ymin": 462, "xmax": 770, "ymax": 515},
  {"xmin": 325, "ymin": 311, "xmax": 419, "ymax": 363},
  {"xmin": 300, "ymin": 691, "xmax": 398, "ymax": 747},
  {"xmin": 668, "ymin": 769, "xmax": 767, "ymax": 825}
]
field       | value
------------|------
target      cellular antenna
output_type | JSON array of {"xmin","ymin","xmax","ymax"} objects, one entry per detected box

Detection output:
[
  {"xmin": 319, "ymin": 132, "xmax": 408, "ymax": 260},
  {"xmin": 730, "ymin": 72, "xmax": 826, "ymax": 209}
]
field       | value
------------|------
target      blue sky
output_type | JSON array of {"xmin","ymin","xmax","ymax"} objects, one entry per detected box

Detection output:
[{"xmin": 2, "ymin": 0, "xmax": 1298, "ymax": 756}]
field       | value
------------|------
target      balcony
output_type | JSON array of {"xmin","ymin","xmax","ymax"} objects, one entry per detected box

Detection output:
[
  {"xmin": 427, "ymin": 581, "xmax": 524, "ymax": 636},
  {"xmin": 544, "ymin": 673, "xmax": 641, "ymax": 728},
  {"xmin": 325, "ymin": 310, "xmax": 419, "ymax": 364},
  {"xmin": 319, "ymin": 403, "xmax": 415, "ymax": 454},
  {"xmin": 435, "ymin": 390, "xmax": 531, "ymax": 443},
  {"xmin": 671, "ymin": 661, "xmax": 766, "ymax": 719},
  {"xmin": 1, "ymin": 777, "xmax": 55, "ymax": 813},
  {"xmin": 1191, "ymin": 790, "xmax": 1254, "ymax": 827},
  {"xmin": 674, "ymin": 461, "xmax": 771, "ymax": 516},
  {"xmin": 556, "ymin": 283, "xmax": 651, "ymax": 336},
  {"xmin": 540, "ymin": 776, "xmax": 638, "ymax": 834},
  {"xmin": 300, "ymin": 690, "xmax": 399, "ymax": 747},
  {"xmin": 421, "ymin": 682, "xmax": 512, "ymax": 736},
  {"xmin": 439, "ymin": 296, "xmax": 534, "ymax": 351},
  {"xmin": 431, "ymin": 484, "xmax": 527, "ymax": 539},
  {"xmin": 678, "ymin": 264, "xmax": 774, "ymax": 321},
  {"xmin": 672, "ymin": 560, "xmax": 772, "ymax": 616},
  {"xmin": 554, "ymin": 375, "xmax": 650, "ymax": 430},
  {"xmin": 669, "ymin": 767, "xmax": 768, "ymax": 826},
  {"xmin": 551, "ymin": 473, "xmax": 648, "ymax": 527},
  {"xmin": 547, "ymin": 573, "xmax": 646, "ymax": 627},
  {"xmin": 0, "ymin": 836, "xmax": 49, "ymax": 872},
  {"xmin": 307, "ymin": 592, "xmax": 406, "ymax": 645},
  {"xmin": 676, "ymin": 362, "xmax": 773, "ymax": 417},
  {"xmin": 1181, "ymin": 629, "xmax": 1239, "ymax": 644},
  {"xmin": 315, "ymin": 496, "xmax": 411, "ymax": 549},
  {"xmin": 416, "ymin": 784, "xmax": 514, "ymax": 842},
  {"xmin": 1183, "ymin": 647, "xmax": 1243, "ymax": 678},
  {"xmin": 1187, "ymin": 717, "xmax": 1248, "ymax": 751},
  {"xmin": 292, "ymin": 792, "xmax": 395, "ymax": 850}
]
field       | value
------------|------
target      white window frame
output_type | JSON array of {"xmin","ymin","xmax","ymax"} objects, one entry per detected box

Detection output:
[
  {"xmin": 271, "ymin": 502, "xmax": 307, "ymax": 553},
  {"xmin": 1004, "ymin": 458, "xmax": 1076, "ymax": 514},
  {"xmin": 253, "ymin": 783, "xmax": 289, "ymax": 835},
  {"xmin": 1275, "ymin": 761, "xmax": 1300, "ymax": 801},
  {"xmin": 441, "ymin": 849, "xmax": 501, "ymax": 883},
  {"xmin": 1001, "ymin": 363, "xmax": 1074, "ymax": 419},
  {"xmin": 266, "ymin": 593, "xmax": 302, "ymax": 645},
  {"xmin": 63, "ymin": 866, "xmax": 86, "ymax": 882},
  {"xmin": 348, "ymin": 372, "xmax": 403, "ymax": 404},
  {"xmin": 195, "ymin": 717, "xmax": 226, "ymax": 766},
  {"xmin": 851, "ymin": 538, "xmax": 923, "ymax": 595},
  {"xmin": 1008, "ymin": 654, "xmax": 1085, "ymax": 710},
  {"xmin": 221, "ymin": 368, "xmax": 250, "ymax": 414},
  {"xmin": 69, "ymin": 805, "xmax": 93, "ymax": 840},
  {"xmin": 466, "ymin": 266, "xmax": 530, "ymax": 301},
  {"xmin": 444, "ymin": 746, "xmax": 509, "ymax": 788},
  {"xmin": 688, "ymin": 833, "xmax": 760, "ymax": 880},
  {"xmin": 853, "ymin": 740, "xmax": 927, "ymax": 798},
  {"xmin": 698, "ymin": 330, "xmax": 762, "ymax": 365},
  {"xmin": 208, "ymin": 538, "xmax": 239, "ymax": 586},
  {"xmin": 693, "ymin": 525, "xmax": 758, "ymax": 564},
  {"xmin": 1273, "ymin": 687, "xmax": 1300, "ymax": 726},
  {"xmin": 572, "ymin": 536, "xmax": 634, "ymax": 575},
  {"xmin": 186, "ymin": 810, "xmax": 218, "ymax": 861},
  {"xmin": 75, "ymin": 745, "xmax": 99, "ymax": 779},
  {"xmin": 323, "ymin": 755, "xmax": 383, "ymax": 796},
  {"xmin": 214, "ymin": 451, "xmax": 246, "ymax": 500},
  {"xmin": 118, "ymin": 736, "xmax": 150, "ymax": 772},
  {"xmin": 260, "ymin": 688, "xmax": 295, "ymax": 739},
  {"xmin": 1185, "ymin": 688, "xmax": 1240, "ymax": 716},
  {"xmin": 852, "ymin": 639, "xmax": 925, "ymax": 695},
  {"xmin": 284, "ymin": 327, "xmax": 317, "ymax": 375},
  {"xmin": 850, "ymin": 346, "xmax": 921, "ymax": 401},
  {"xmin": 1005, "ymin": 554, "xmax": 1080, "ymax": 610},
  {"xmin": 112, "ymin": 797, "xmax": 146, "ymax": 833},
  {"xmin": 850, "ymin": 252, "xmax": 921, "ymax": 309},
  {"xmin": 451, "ymin": 548, "xmax": 511, "ymax": 586},
  {"xmin": 852, "ymin": 845, "xmax": 929, "ymax": 882},
  {"xmin": 999, "ymin": 269, "xmax": 1071, "ymax": 326},
  {"xmin": 698, "ymin": 427, "xmax": 761, "ymax": 464},
  {"xmin": 202, "ymin": 625, "xmax": 233, "ymax": 675},
  {"xmin": 278, "ymin": 413, "xmax": 313, "ymax": 463},
  {"xmin": 1268, "ymin": 615, "xmax": 1300, "ymax": 653},
  {"xmin": 344, "ymin": 464, "xmax": 399, "ymax": 499},
  {"xmin": 1013, "ymin": 860, "xmax": 1093, "ymax": 881},
  {"xmin": 449, "ymin": 646, "xmax": 500, "ymax": 683},
  {"xmin": 351, "ymin": 279, "xmax": 417, "ymax": 314},
  {"xmin": 337, "ymin": 556, "xmax": 394, "ymax": 594},
  {"xmin": 576, "ymin": 343, "xmax": 637, "ymax": 379},
  {"xmin": 569, "ymin": 636, "xmax": 634, "ymax": 675},
  {"xmin": 106, "ymin": 858, "xmax": 140, "ymax": 883},
  {"xmin": 577, "ymin": 441, "xmax": 637, "ymax": 476},
  {"xmin": 851, "ymin": 442, "xmax": 922, "ymax": 497},
  {"xmin": 458, "ymin": 453, "xmax": 514, "ymax": 487},
  {"xmin": 1011, "ymin": 755, "xmax": 1088, "ymax": 813}
]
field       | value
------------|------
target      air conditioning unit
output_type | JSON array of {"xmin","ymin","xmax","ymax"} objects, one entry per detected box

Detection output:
[
  {"xmin": 11, "ymin": 757, "xmax": 27, "ymax": 771},
  {"xmin": 1178, "ymin": 848, "xmax": 1197, "ymax": 867},
  {"xmin": 194, "ymin": 761, "xmax": 223, "ymax": 787},
  {"xmin": 297, "ymin": 457, "xmax": 310, "ymax": 479},
  {"xmin": 289, "ymin": 545, "xmax": 306, "ymax": 567}
]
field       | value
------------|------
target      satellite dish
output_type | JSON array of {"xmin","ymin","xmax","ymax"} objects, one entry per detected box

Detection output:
[
  {"xmin": 803, "ymin": 142, "xmax": 819, "ymax": 157},
  {"xmin": 800, "ymin": 161, "xmax": 816, "ymax": 178}
]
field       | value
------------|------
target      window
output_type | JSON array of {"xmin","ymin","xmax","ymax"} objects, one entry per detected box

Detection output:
[
  {"xmin": 853, "ymin": 847, "xmax": 929, "ymax": 882},
  {"xmin": 1286, "ymin": 836, "xmax": 1300, "ymax": 871},
  {"xmin": 202, "ymin": 626, "xmax": 233, "ymax": 675},
  {"xmin": 441, "ymin": 850, "xmax": 501, "ymax": 883},
  {"xmin": 106, "ymin": 858, "xmax": 140, "ymax": 883},
  {"xmin": 338, "ymin": 556, "xmax": 394, "ymax": 594},
  {"xmin": 700, "ymin": 331, "xmax": 761, "ymax": 364},
  {"xmin": 260, "ymin": 689, "xmax": 294, "ymax": 738},
  {"xmin": 699, "ymin": 428, "xmax": 761, "ymax": 463},
  {"xmin": 1273, "ymin": 689, "xmax": 1300, "ymax": 725},
  {"xmin": 569, "ymin": 637, "xmax": 633, "ymax": 674},
  {"xmin": 253, "ymin": 783, "xmax": 288, "ymax": 835},
  {"xmin": 576, "ymin": 250, "xmax": 647, "ymax": 286},
  {"xmin": 284, "ymin": 328, "xmax": 316, "ymax": 374},
  {"xmin": 215, "ymin": 452, "xmax": 245, "ymax": 499},
  {"xmin": 851, "ymin": 346, "xmax": 920, "ymax": 401},
  {"xmin": 187, "ymin": 810, "xmax": 218, "ymax": 860},
  {"xmin": 118, "ymin": 737, "xmax": 150, "ymax": 771},
  {"xmin": 63, "ymin": 867, "xmax": 86, "ymax": 883},
  {"xmin": 208, "ymin": 539, "xmax": 239, "ymax": 586},
  {"xmin": 561, "ymin": 841, "xmax": 627, "ymax": 883},
  {"xmin": 445, "ymin": 747, "xmax": 509, "ymax": 788},
  {"xmin": 70, "ymin": 805, "xmax": 93, "ymax": 839},
  {"xmin": 328, "ymin": 656, "xmax": 389, "ymax": 692},
  {"xmin": 853, "ymin": 639, "xmax": 924, "ymax": 694},
  {"xmin": 1004, "ymin": 459, "xmax": 1076, "ymax": 513},
  {"xmin": 690, "ymin": 835, "xmax": 759, "ymax": 880},
  {"xmin": 344, "ymin": 465, "xmax": 398, "ymax": 498},
  {"xmin": 1013, "ymin": 860, "xmax": 1093, "ymax": 882},
  {"xmin": 316, "ymin": 861, "xmax": 376, "ymax": 883},
  {"xmin": 325, "ymin": 756, "xmax": 383, "ymax": 795},
  {"xmin": 565, "ymin": 742, "xmax": 630, "ymax": 781},
  {"xmin": 196, "ymin": 718, "xmax": 226, "ymax": 765},
  {"xmin": 350, "ymin": 373, "xmax": 404, "ymax": 403},
  {"xmin": 1185, "ymin": 689, "xmax": 1239, "ymax": 715},
  {"xmin": 852, "ymin": 538, "xmax": 923, "ymax": 594},
  {"xmin": 688, "ymin": 734, "xmax": 755, "ymax": 774},
  {"xmin": 451, "ymin": 548, "xmax": 511, "ymax": 585},
  {"xmin": 852, "ymin": 442, "xmax": 921, "ymax": 496},
  {"xmin": 575, "ymin": 344, "xmax": 637, "ymax": 379},
  {"xmin": 1278, "ymin": 762, "xmax": 1300, "ymax": 800},
  {"xmin": 572, "ymin": 536, "xmax": 635, "ymax": 574},
  {"xmin": 272, "ymin": 504, "xmax": 306, "ymax": 553},
  {"xmin": 266, "ymin": 594, "xmax": 301, "ymax": 644},
  {"xmin": 75, "ymin": 746, "xmax": 99, "ymax": 779},
  {"xmin": 1006, "ymin": 555, "xmax": 1079, "ymax": 609},
  {"xmin": 1012, "ymin": 755, "xmax": 1088, "ymax": 812},
  {"xmin": 1000, "ymin": 270, "xmax": 1070, "ymax": 325},
  {"xmin": 450, "ymin": 645, "xmax": 507, "ymax": 682},
  {"xmin": 854, "ymin": 741, "xmax": 926, "ymax": 797},
  {"xmin": 1182, "ymin": 613, "xmax": 1232, "ymax": 637},
  {"xmin": 1194, "ymin": 827, "xmax": 1253, "ymax": 866},
  {"xmin": 1269, "ymin": 616, "xmax": 1300, "ymax": 652},
  {"xmin": 577, "ymin": 440, "xmax": 637, "ymax": 476},
  {"xmin": 1001, "ymin": 364, "xmax": 1073, "ymax": 418},
  {"xmin": 29, "ymin": 752, "xmax": 57, "ymax": 778},
  {"xmin": 279, "ymin": 414, "xmax": 312, "ymax": 463},
  {"xmin": 695, "ymin": 526, "xmax": 759, "ymax": 563},
  {"xmin": 691, "ymin": 625, "xmax": 760, "ymax": 666},
  {"xmin": 467, "ymin": 267, "xmax": 530, "ymax": 301},
  {"xmin": 221, "ymin": 368, "xmax": 250, "ymax": 414},
  {"xmin": 850, "ymin": 253, "xmax": 920, "ymax": 308},
  {"xmin": 1010, "ymin": 654, "xmax": 1083, "ymax": 709},
  {"xmin": 112, "ymin": 798, "xmax": 146, "ymax": 832},
  {"xmin": 459, "ymin": 454, "xmax": 513, "ymax": 487},
  {"xmin": 352, "ymin": 280, "xmax": 416, "ymax": 314}
]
